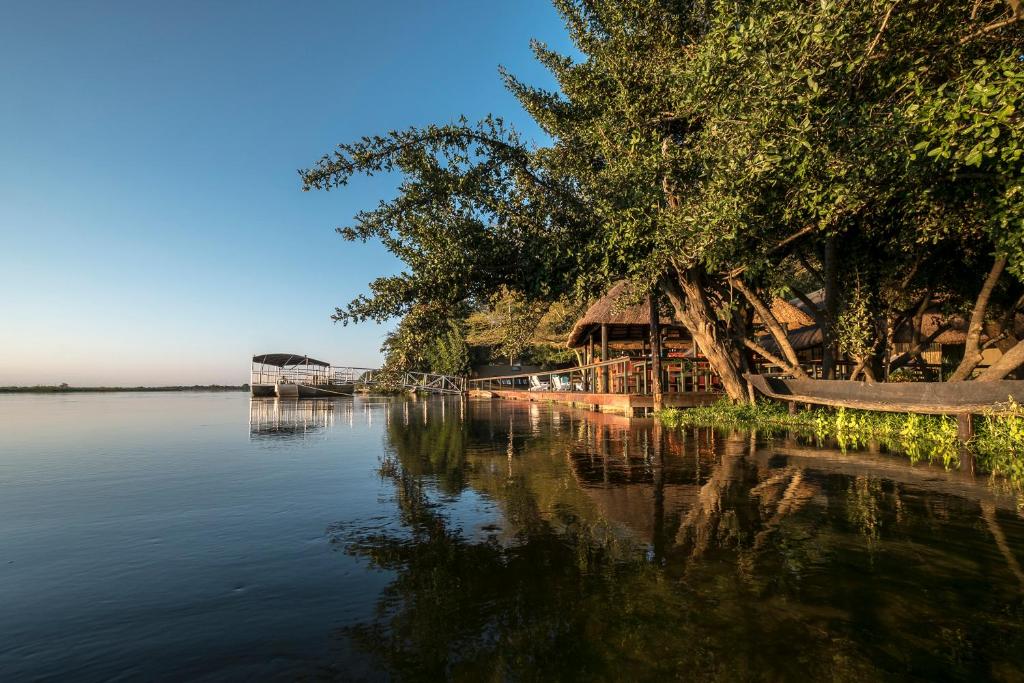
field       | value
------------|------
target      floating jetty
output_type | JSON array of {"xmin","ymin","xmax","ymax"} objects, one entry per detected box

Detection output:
[
  {"xmin": 250, "ymin": 353, "xmax": 374, "ymax": 398},
  {"xmin": 251, "ymin": 353, "xmax": 465, "ymax": 397}
]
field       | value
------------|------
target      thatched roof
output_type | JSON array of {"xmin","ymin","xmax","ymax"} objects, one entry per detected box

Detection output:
[
  {"xmin": 567, "ymin": 281, "xmax": 815, "ymax": 349},
  {"xmin": 566, "ymin": 281, "xmax": 676, "ymax": 348},
  {"xmin": 769, "ymin": 298, "xmax": 816, "ymax": 328}
]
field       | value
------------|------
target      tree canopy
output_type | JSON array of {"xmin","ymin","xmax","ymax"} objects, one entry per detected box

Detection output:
[{"xmin": 303, "ymin": 0, "xmax": 1024, "ymax": 400}]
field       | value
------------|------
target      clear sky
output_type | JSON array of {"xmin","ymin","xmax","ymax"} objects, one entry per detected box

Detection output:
[{"xmin": 0, "ymin": 1, "xmax": 570, "ymax": 385}]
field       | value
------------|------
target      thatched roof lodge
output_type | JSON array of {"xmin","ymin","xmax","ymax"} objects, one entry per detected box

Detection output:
[
  {"xmin": 566, "ymin": 280, "xmax": 815, "ymax": 359},
  {"xmin": 566, "ymin": 281, "xmax": 693, "ymax": 357}
]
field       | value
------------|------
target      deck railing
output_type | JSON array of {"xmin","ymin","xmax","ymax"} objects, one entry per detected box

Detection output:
[
  {"xmin": 250, "ymin": 365, "xmax": 376, "ymax": 387},
  {"xmin": 467, "ymin": 356, "xmax": 720, "ymax": 396}
]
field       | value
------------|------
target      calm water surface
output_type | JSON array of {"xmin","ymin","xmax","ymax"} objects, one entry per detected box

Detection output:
[{"xmin": 2, "ymin": 392, "xmax": 1024, "ymax": 681}]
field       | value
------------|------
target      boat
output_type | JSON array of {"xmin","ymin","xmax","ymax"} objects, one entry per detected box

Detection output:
[
  {"xmin": 251, "ymin": 353, "xmax": 369, "ymax": 398},
  {"xmin": 745, "ymin": 373, "xmax": 1024, "ymax": 414}
]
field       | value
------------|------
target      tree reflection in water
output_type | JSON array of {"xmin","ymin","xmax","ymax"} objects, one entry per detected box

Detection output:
[{"xmin": 332, "ymin": 398, "xmax": 1024, "ymax": 681}]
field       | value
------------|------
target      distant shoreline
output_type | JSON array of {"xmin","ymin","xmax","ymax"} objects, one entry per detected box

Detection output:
[{"xmin": 0, "ymin": 385, "xmax": 249, "ymax": 394}]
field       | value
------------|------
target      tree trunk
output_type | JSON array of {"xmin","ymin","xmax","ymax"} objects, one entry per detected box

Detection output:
[
  {"xmin": 822, "ymin": 238, "xmax": 838, "ymax": 378},
  {"xmin": 662, "ymin": 269, "xmax": 749, "ymax": 403},
  {"xmin": 648, "ymin": 293, "xmax": 664, "ymax": 412},
  {"xmin": 730, "ymin": 277, "xmax": 808, "ymax": 378},
  {"xmin": 659, "ymin": 135, "xmax": 748, "ymax": 401},
  {"xmin": 976, "ymin": 338, "xmax": 1024, "ymax": 380},
  {"xmin": 949, "ymin": 255, "xmax": 1007, "ymax": 381}
]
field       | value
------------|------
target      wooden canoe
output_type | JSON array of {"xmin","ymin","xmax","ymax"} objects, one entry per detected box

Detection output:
[{"xmin": 745, "ymin": 373, "xmax": 1024, "ymax": 414}]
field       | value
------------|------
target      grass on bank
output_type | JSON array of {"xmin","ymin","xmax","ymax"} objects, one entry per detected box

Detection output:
[
  {"xmin": 0, "ymin": 385, "xmax": 249, "ymax": 393},
  {"xmin": 658, "ymin": 399, "xmax": 1024, "ymax": 486}
]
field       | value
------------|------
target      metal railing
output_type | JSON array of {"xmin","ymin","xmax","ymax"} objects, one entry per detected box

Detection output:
[
  {"xmin": 402, "ymin": 371, "xmax": 466, "ymax": 394},
  {"xmin": 250, "ymin": 365, "xmax": 376, "ymax": 387},
  {"xmin": 467, "ymin": 356, "xmax": 721, "ymax": 396}
]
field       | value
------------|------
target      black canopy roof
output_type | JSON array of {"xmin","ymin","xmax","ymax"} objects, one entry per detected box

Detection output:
[{"xmin": 252, "ymin": 353, "xmax": 330, "ymax": 368}]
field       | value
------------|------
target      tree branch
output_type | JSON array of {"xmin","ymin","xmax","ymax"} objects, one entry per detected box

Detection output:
[
  {"xmin": 796, "ymin": 251, "xmax": 823, "ymax": 285},
  {"xmin": 726, "ymin": 224, "xmax": 816, "ymax": 279},
  {"xmin": 960, "ymin": 1, "xmax": 1023, "ymax": 44},
  {"xmin": 977, "ymin": 338, "xmax": 1024, "ymax": 380},
  {"xmin": 889, "ymin": 322, "xmax": 952, "ymax": 372},
  {"xmin": 730, "ymin": 278, "xmax": 808, "ymax": 378},
  {"xmin": 865, "ymin": 1, "xmax": 901, "ymax": 59},
  {"xmin": 949, "ymin": 255, "xmax": 1007, "ymax": 381},
  {"xmin": 790, "ymin": 286, "xmax": 827, "ymax": 332},
  {"xmin": 740, "ymin": 337, "xmax": 804, "ymax": 376}
]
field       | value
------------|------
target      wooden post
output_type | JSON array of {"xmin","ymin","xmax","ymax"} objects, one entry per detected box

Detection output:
[
  {"xmin": 600, "ymin": 323, "xmax": 609, "ymax": 393},
  {"xmin": 648, "ymin": 294, "xmax": 663, "ymax": 412},
  {"xmin": 588, "ymin": 332, "xmax": 595, "ymax": 391},
  {"xmin": 957, "ymin": 413, "xmax": 974, "ymax": 443}
]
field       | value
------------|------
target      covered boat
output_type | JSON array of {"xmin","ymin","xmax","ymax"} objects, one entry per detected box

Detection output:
[{"xmin": 251, "ymin": 353, "xmax": 362, "ymax": 398}]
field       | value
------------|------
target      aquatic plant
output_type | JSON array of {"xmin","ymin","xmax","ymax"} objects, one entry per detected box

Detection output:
[
  {"xmin": 376, "ymin": 454, "xmax": 400, "ymax": 479},
  {"xmin": 658, "ymin": 400, "xmax": 1003, "ymax": 477},
  {"xmin": 974, "ymin": 400, "xmax": 1024, "ymax": 484}
]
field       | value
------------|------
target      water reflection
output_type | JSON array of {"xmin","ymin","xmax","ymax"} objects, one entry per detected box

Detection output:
[
  {"xmin": 335, "ymin": 398, "xmax": 1024, "ymax": 680},
  {"xmin": 248, "ymin": 398, "xmax": 337, "ymax": 440}
]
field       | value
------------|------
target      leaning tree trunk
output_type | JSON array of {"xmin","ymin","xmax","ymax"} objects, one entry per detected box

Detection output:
[
  {"xmin": 949, "ymin": 255, "xmax": 1007, "ymax": 382},
  {"xmin": 662, "ymin": 269, "xmax": 750, "ymax": 403},
  {"xmin": 976, "ymin": 339, "xmax": 1024, "ymax": 380},
  {"xmin": 659, "ymin": 134, "xmax": 748, "ymax": 402},
  {"xmin": 821, "ymin": 237, "xmax": 838, "ymax": 379},
  {"xmin": 730, "ymin": 277, "xmax": 808, "ymax": 379}
]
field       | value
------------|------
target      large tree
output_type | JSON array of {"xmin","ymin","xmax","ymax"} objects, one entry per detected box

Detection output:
[{"xmin": 303, "ymin": 0, "xmax": 1024, "ymax": 400}]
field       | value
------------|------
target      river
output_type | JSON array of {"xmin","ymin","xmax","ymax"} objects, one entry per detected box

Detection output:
[{"xmin": 1, "ymin": 392, "xmax": 1023, "ymax": 680}]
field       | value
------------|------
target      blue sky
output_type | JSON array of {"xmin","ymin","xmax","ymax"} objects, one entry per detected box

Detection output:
[{"xmin": 0, "ymin": 1, "xmax": 571, "ymax": 385}]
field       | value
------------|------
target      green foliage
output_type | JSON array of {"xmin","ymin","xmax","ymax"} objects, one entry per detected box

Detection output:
[
  {"xmin": 306, "ymin": 0, "xmax": 1024, "ymax": 387},
  {"xmin": 464, "ymin": 289, "xmax": 582, "ymax": 366},
  {"xmin": 421, "ymin": 320, "xmax": 471, "ymax": 377},
  {"xmin": 975, "ymin": 400, "xmax": 1024, "ymax": 483},
  {"xmin": 662, "ymin": 397, "xmax": 1024, "ymax": 487},
  {"xmin": 833, "ymin": 273, "xmax": 874, "ymax": 362},
  {"xmin": 375, "ymin": 307, "xmax": 471, "ymax": 381},
  {"xmin": 660, "ymin": 400, "xmax": 966, "ymax": 471},
  {"xmin": 301, "ymin": 116, "xmax": 590, "ymax": 331}
]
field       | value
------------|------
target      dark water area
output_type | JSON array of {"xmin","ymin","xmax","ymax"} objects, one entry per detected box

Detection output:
[{"xmin": 2, "ymin": 393, "xmax": 1024, "ymax": 681}]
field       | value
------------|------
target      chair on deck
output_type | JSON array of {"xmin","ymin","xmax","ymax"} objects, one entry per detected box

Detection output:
[
  {"xmin": 550, "ymin": 375, "xmax": 571, "ymax": 392},
  {"xmin": 528, "ymin": 375, "xmax": 550, "ymax": 392}
]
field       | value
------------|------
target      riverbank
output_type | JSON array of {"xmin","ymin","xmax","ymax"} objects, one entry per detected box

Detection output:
[
  {"xmin": 0, "ymin": 385, "xmax": 249, "ymax": 394},
  {"xmin": 658, "ymin": 399, "xmax": 1024, "ymax": 487}
]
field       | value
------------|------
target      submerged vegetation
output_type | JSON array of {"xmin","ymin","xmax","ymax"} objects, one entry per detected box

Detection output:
[{"xmin": 659, "ymin": 401, "xmax": 1024, "ymax": 485}]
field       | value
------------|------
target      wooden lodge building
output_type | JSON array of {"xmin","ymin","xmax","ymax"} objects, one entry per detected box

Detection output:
[
  {"xmin": 566, "ymin": 281, "xmax": 694, "ymax": 363},
  {"xmin": 467, "ymin": 281, "xmax": 1024, "ymax": 416},
  {"xmin": 468, "ymin": 281, "xmax": 722, "ymax": 415},
  {"xmin": 772, "ymin": 289, "xmax": 1023, "ymax": 379}
]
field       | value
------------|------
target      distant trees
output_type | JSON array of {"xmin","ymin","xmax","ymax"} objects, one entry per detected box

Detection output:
[
  {"xmin": 304, "ymin": 0, "xmax": 1024, "ymax": 400},
  {"xmin": 463, "ymin": 290, "xmax": 581, "ymax": 367},
  {"xmin": 370, "ymin": 293, "xmax": 578, "ymax": 379}
]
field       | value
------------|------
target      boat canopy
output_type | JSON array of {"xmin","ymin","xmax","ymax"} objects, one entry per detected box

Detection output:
[{"xmin": 252, "ymin": 353, "xmax": 330, "ymax": 368}]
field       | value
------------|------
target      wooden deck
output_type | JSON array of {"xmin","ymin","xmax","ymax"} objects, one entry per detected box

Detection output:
[{"xmin": 471, "ymin": 388, "xmax": 721, "ymax": 417}]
